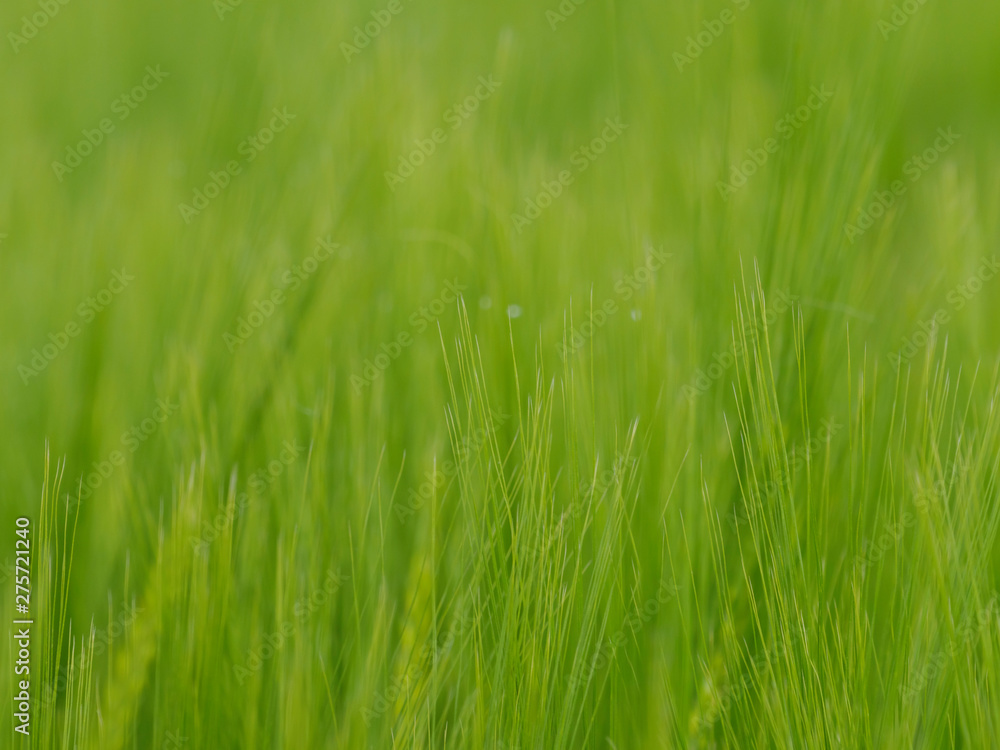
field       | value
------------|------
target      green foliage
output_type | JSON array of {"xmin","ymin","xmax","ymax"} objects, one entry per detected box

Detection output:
[{"xmin": 2, "ymin": 0, "xmax": 999, "ymax": 747}]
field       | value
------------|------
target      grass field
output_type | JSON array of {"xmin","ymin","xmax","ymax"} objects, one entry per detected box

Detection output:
[{"xmin": 2, "ymin": 0, "xmax": 1000, "ymax": 747}]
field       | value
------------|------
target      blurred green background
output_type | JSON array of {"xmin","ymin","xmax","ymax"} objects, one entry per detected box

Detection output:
[{"xmin": 2, "ymin": 0, "xmax": 1000, "ymax": 747}]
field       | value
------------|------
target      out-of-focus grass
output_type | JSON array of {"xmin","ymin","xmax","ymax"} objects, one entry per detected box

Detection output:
[{"xmin": 2, "ymin": 0, "xmax": 1000, "ymax": 747}]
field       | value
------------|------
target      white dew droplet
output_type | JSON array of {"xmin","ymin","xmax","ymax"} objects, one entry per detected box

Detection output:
[{"xmin": 507, "ymin": 304, "xmax": 522, "ymax": 318}]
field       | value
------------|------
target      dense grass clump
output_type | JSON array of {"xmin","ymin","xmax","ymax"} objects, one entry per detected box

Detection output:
[{"xmin": 2, "ymin": 0, "xmax": 1000, "ymax": 747}]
